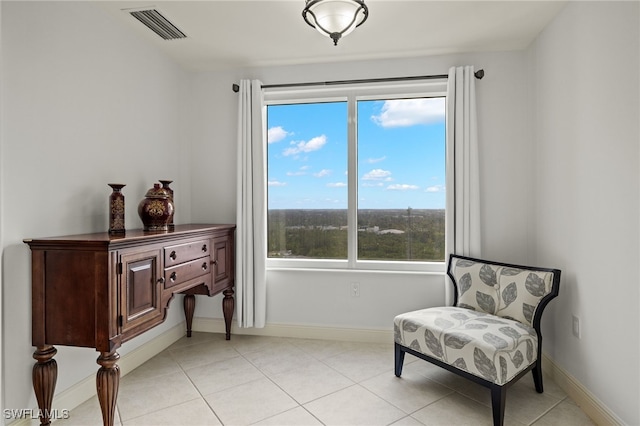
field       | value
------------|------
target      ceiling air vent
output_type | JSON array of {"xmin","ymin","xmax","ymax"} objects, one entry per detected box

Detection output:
[{"xmin": 129, "ymin": 9, "xmax": 186, "ymax": 40}]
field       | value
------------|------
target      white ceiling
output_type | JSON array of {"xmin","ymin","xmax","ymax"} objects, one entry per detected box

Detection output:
[{"xmin": 97, "ymin": 0, "xmax": 568, "ymax": 72}]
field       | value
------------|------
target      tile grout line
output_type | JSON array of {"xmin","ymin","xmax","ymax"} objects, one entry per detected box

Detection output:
[
  {"xmin": 166, "ymin": 338, "xmax": 231, "ymax": 426},
  {"xmin": 247, "ymin": 337, "xmax": 452, "ymax": 425},
  {"xmin": 236, "ymin": 343, "xmax": 329, "ymax": 425},
  {"xmin": 234, "ymin": 338, "xmax": 386, "ymax": 425},
  {"xmin": 526, "ymin": 395, "xmax": 568, "ymax": 425}
]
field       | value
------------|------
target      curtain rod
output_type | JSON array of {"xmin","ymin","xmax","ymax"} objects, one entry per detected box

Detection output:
[{"xmin": 232, "ymin": 69, "xmax": 484, "ymax": 93}]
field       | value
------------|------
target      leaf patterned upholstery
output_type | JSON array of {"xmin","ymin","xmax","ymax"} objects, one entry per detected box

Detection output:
[
  {"xmin": 394, "ymin": 306, "xmax": 537, "ymax": 385},
  {"xmin": 449, "ymin": 257, "xmax": 555, "ymax": 326}
]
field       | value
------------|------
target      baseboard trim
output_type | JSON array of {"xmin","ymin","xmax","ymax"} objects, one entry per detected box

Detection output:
[
  {"xmin": 9, "ymin": 323, "xmax": 185, "ymax": 426},
  {"xmin": 192, "ymin": 317, "xmax": 394, "ymax": 344},
  {"xmin": 542, "ymin": 353, "xmax": 622, "ymax": 425}
]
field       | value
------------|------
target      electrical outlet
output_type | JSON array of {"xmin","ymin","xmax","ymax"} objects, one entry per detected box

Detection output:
[
  {"xmin": 572, "ymin": 315, "xmax": 581, "ymax": 338},
  {"xmin": 350, "ymin": 282, "xmax": 360, "ymax": 297}
]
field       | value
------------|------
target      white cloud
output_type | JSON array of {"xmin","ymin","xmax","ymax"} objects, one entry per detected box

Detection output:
[
  {"xmin": 283, "ymin": 135, "xmax": 327, "ymax": 156},
  {"xmin": 425, "ymin": 185, "xmax": 444, "ymax": 193},
  {"xmin": 327, "ymin": 182, "xmax": 347, "ymax": 187},
  {"xmin": 314, "ymin": 169, "xmax": 332, "ymax": 178},
  {"xmin": 287, "ymin": 166, "xmax": 309, "ymax": 176},
  {"xmin": 362, "ymin": 169, "xmax": 393, "ymax": 181},
  {"xmin": 268, "ymin": 180, "xmax": 287, "ymax": 187},
  {"xmin": 387, "ymin": 184, "xmax": 419, "ymax": 191},
  {"xmin": 267, "ymin": 126, "xmax": 290, "ymax": 144},
  {"xmin": 366, "ymin": 156, "xmax": 386, "ymax": 164},
  {"xmin": 371, "ymin": 98, "xmax": 445, "ymax": 128}
]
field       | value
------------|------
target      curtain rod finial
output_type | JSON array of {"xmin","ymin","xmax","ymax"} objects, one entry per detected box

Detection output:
[
  {"xmin": 232, "ymin": 83, "xmax": 239, "ymax": 93},
  {"xmin": 474, "ymin": 69, "xmax": 485, "ymax": 79}
]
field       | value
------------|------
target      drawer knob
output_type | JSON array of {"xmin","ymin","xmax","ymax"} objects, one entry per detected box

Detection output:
[
  {"xmin": 158, "ymin": 277, "xmax": 165, "ymax": 284},
  {"xmin": 202, "ymin": 262, "xmax": 208, "ymax": 271},
  {"xmin": 201, "ymin": 244, "xmax": 208, "ymax": 253},
  {"xmin": 170, "ymin": 272, "xmax": 177, "ymax": 282},
  {"xmin": 170, "ymin": 251, "xmax": 177, "ymax": 261}
]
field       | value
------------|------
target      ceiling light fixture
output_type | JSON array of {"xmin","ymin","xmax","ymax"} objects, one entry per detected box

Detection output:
[{"xmin": 302, "ymin": 0, "xmax": 369, "ymax": 46}]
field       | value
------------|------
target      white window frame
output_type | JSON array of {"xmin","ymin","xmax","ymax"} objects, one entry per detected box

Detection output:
[{"xmin": 264, "ymin": 80, "xmax": 447, "ymax": 273}]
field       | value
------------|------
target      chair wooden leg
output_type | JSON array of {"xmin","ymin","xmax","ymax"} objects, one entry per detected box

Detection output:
[
  {"xmin": 490, "ymin": 385, "xmax": 506, "ymax": 426},
  {"xmin": 394, "ymin": 343, "xmax": 405, "ymax": 377},
  {"xmin": 532, "ymin": 361, "xmax": 544, "ymax": 393}
]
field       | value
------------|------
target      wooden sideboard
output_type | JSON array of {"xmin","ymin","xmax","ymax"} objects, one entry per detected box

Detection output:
[{"xmin": 24, "ymin": 224, "xmax": 236, "ymax": 426}]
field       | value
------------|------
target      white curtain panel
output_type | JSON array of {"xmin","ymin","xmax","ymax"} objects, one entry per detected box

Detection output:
[
  {"xmin": 445, "ymin": 66, "xmax": 481, "ymax": 302},
  {"xmin": 235, "ymin": 79, "xmax": 267, "ymax": 328}
]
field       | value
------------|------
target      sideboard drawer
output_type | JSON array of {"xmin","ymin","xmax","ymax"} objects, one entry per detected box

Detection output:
[
  {"xmin": 164, "ymin": 239, "xmax": 210, "ymax": 266},
  {"xmin": 164, "ymin": 255, "xmax": 211, "ymax": 289}
]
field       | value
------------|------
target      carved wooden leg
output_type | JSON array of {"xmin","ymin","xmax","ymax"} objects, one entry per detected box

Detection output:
[
  {"xmin": 183, "ymin": 294, "xmax": 196, "ymax": 337},
  {"xmin": 33, "ymin": 345, "xmax": 57, "ymax": 426},
  {"xmin": 222, "ymin": 288, "xmax": 235, "ymax": 340},
  {"xmin": 96, "ymin": 351, "xmax": 120, "ymax": 426}
]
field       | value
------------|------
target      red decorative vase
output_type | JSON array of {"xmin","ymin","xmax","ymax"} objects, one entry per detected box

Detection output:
[
  {"xmin": 108, "ymin": 183, "xmax": 126, "ymax": 234},
  {"xmin": 137, "ymin": 184, "xmax": 174, "ymax": 231},
  {"xmin": 159, "ymin": 180, "xmax": 174, "ymax": 230}
]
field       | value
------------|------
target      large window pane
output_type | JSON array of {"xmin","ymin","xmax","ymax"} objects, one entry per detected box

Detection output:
[
  {"xmin": 267, "ymin": 102, "xmax": 348, "ymax": 259},
  {"xmin": 357, "ymin": 97, "xmax": 446, "ymax": 261}
]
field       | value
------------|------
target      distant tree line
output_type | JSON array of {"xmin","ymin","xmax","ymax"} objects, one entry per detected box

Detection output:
[{"xmin": 268, "ymin": 209, "xmax": 445, "ymax": 261}]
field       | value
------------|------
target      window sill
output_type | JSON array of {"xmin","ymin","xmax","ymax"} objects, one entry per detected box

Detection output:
[{"xmin": 266, "ymin": 259, "xmax": 445, "ymax": 274}]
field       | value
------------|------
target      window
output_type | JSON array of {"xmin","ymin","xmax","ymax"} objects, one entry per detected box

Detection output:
[{"xmin": 265, "ymin": 82, "xmax": 446, "ymax": 270}]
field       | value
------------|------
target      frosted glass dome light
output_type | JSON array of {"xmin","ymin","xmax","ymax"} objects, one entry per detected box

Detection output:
[{"xmin": 302, "ymin": 0, "xmax": 369, "ymax": 46}]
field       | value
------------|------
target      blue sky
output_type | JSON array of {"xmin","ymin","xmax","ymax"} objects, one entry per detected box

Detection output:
[{"xmin": 267, "ymin": 97, "xmax": 445, "ymax": 210}]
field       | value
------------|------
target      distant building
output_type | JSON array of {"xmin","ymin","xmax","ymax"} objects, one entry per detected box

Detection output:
[
  {"xmin": 358, "ymin": 226, "xmax": 380, "ymax": 233},
  {"xmin": 378, "ymin": 229, "xmax": 405, "ymax": 235}
]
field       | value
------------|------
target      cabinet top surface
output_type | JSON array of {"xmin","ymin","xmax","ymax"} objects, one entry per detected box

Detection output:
[{"xmin": 24, "ymin": 224, "xmax": 236, "ymax": 249}]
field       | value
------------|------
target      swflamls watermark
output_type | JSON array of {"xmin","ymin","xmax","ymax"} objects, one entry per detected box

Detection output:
[{"xmin": 3, "ymin": 408, "xmax": 70, "ymax": 420}]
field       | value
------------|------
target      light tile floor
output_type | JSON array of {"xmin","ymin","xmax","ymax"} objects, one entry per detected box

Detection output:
[{"xmin": 54, "ymin": 332, "xmax": 595, "ymax": 426}]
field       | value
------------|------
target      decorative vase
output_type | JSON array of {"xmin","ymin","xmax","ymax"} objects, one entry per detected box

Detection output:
[
  {"xmin": 137, "ymin": 184, "xmax": 174, "ymax": 231},
  {"xmin": 108, "ymin": 184, "xmax": 126, "ymax": 234},
  {"xmin": 159, "ymin": 180, "xmax": 174, "ymax": 230}
]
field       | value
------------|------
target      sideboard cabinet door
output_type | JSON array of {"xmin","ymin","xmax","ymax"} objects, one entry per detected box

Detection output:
[
  {"xmin": 119, "ymin": 248, "xmax": 163, "ymax": 336},
  {"xmin": 212, "ymin": 235, "xmax": 233, "ymax": 293}
]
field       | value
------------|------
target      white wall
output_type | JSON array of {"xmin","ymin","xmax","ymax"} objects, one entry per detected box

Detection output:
[
  {"xmin": 1, "ymin": 1, "xmax": 194, "ymax": 412},
  {"xmin": 190, "ymin": 51, "xmax": 536, "ymax": 330},
  {"xmin": 531, "ymin": 2, "xmax": 639, "ymax": 424}
]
